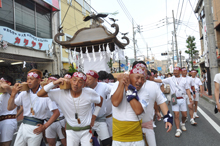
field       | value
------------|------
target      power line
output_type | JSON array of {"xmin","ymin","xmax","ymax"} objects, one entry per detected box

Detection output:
[
  {"xmin": 117, "ymin": 0, "xmax": 134, "ymax": 24},
  {"xmin": 181, "ymin": 23, "xmax": 199, "ymax": 33},
  {"xmin": 166, "ymin": 0, "xmax": 169, "ymax": 52},
  {"xmin": 59, "ymin": 0, "xmax": 73, "ymax": 29},
  {"xmin": 149, "ymin": 43, "xmax": 170, "ymax": 48},
  {"xmin": 64, "ymin": 21, "xmax": 87, "ymax": 31},
  {"xmin": 188, "ymin": 0, "xmax": 203, "ymax": 28},
  {"xmin": 142, "ymin": 21, "xmax": 166, "ymax": 29},
  {"xmin": 142, "ymin": 18, "xmax": 168, "ymax": 26},
  {"xmin": 142, "ymin": 24, "xmax": 166, "ymax": 32},
  {"xmin": 176, "ymin": 0, "xmax": 181, "ymax": 19},
  {"xmin": 136, "ymin": 33, "xmax": 168, "ymax": 39},
  {"xmin": 184, "ymin": 0, "xmax": 196, "ymax": 33},
  {"xmin": 177, "ymin": 0, "xmax": 188, "ymax": 36},
  {"xmin": 177, "ymin": 0, "xmax": 185, "ymax": 29}
]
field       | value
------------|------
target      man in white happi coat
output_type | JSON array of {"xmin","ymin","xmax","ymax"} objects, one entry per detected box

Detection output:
[
  {"xmin": 86, "ymin": 70, "xmax": 112, "ymax": 146},
  {"xmin": 153, "ymin": 70, "xmax": 165, "ymax": 92},
  {"xmin": 37, "ymin": 71, "xmax": 103, "ymax": 146},
  {"xmin": 97, "ymin": 71, "xmax": 115, "ymax": 138},
  {"xmin": 0, "ymin": 77, "xmax": 17, "ymax": 146},
  {"xmin": 7, "ymin": 69, "xmax": 60, "ymax": 146},
  {"xmin": 105, "ymin": 73, "xmax": 115, "ymax": 137},
  {"xmin": 44, "ymin": 76, "xmax": 66, "ymax": 146},
  {"xmin": 151, "ymin": 69, "xmax": 164, "ymax": 126},
  {"xmin": 191, "ymin": 70, "xmax": 203, "ymax": 118},
  {"xmin": 181, "ymin": 67, "xmax": 197, "ymax": 125},
  {"xmin": 132, "ymin": 62, "xmax": 172, "ymax": 146},
  {"xmin": 154, "ymin": 67, "xmax": 192, "ymax": 137},
  {"xmin": 111, "ymin": 67, "xmax": 172, "ymax": 146}
]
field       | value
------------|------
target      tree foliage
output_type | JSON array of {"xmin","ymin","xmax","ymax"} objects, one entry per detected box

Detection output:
[
  {"xmin": 68, "ymin": 64, "xmax": 77, "ymax": 73},
  {"xmin": 107, "ymin": 58, "xmax": 113, "ymax": 73},
  {"xmin": 185, "ymin": 36, "xmax": 198, "ymax": 70}
]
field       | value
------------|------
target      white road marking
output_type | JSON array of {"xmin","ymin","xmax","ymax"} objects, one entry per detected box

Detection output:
[{"xmin": 198, "ymin": 106, "xmax": 220, "ymax": 134}]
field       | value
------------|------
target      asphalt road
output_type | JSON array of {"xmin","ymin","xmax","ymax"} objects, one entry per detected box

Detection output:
[{"xmin": 154, "ymin": 97, "xmax": 220, "ymax": 146}]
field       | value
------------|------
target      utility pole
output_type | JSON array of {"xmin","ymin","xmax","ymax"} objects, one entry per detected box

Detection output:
[
  {"xmin": 204, "ymin": 0, "xmax": 218, "ymax": 97},
  {"xmin": 132, "ymin": 18, "xmax": 136, "ymax": 61},
  {"xmin": 172, "ymin": 10, "xmax": 179, "ymax": 64}
]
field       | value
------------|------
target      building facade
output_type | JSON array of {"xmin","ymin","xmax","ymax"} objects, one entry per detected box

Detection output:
[
  {"xmin": 0, "ymin": 0, "xmax": 61, "ymax": 83},
  {"xmin": 195, "ymin": 0, "xmax": 220, "ymax": 72}
]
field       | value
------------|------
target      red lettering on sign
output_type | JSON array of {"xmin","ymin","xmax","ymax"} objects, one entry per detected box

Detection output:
[
  {"xmin": 38, "ymin": 43, "xmax": 43, "ymax": 49},
  {"xmin": 24, "ymin": 39, "xmax": 29, "ymax": 46},
  {"xmin": 14, "ymin": 37, "xmax": 20, "ymax": 44},
  {"xmin": 31, "ymin": 41, "xmax": 36, "ymax": 47}
]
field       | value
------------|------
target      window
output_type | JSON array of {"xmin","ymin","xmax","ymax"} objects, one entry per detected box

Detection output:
[
  {"xmin": 0, "ymin": 0, "xmax": 14, "ymax": 29},
  {"xmin": 36, "ymin": 4, "xmax": 51, "ymax": 38},
  {"xmin": 15, "ymin": 0, "xmax": 35, "ymax": 36},
  {"xmin": 75, "ymin": 0, "xmax": 91, "ymax": 14},
  {"xmin": 0, "ymin": 0, "xmax": 52, "ymax": 38}
]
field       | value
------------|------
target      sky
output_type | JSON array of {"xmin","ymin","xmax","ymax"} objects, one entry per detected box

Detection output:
[{"xmin": 90, "ymin": 0, "xmax": 201, "ymax": 62}]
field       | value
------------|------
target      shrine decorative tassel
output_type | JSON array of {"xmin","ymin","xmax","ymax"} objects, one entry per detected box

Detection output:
[
  {"xmin": 80, "ymin": 47, "xmax": 84, "ymax": 64},
  {"xmin": 73, "ymin": 47, "xmax": 76, "ymax": 62},
  {"xmin": 118, "ymin": 49, "xmax": 122, "ymax": 60},
  {"xmin": 102, "ymin": 44, "xmax": 106, "ymax": 59},
  {"xmin": 86, "ymin": 47, "xmax": 91, "ymax": 62},
  {"xmin": 99, "ymin": 45, "xmax": 103, "ymax": 61},
  {"xmin": 106, "ymin": 43, "xmax": 111, "ymax": 57},
  {"xmin": 68, "ymin": 48, "xmax": 71, "ymax": 64},
  {"xmin": 92, "ymin": 45, "xmax": 96, "ymax": 62},
  {"xmin": 70, "ymin": 51, "xmax": 74, "ymax": 64}
]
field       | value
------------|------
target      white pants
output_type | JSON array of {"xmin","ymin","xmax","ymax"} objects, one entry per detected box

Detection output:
[
  {"xmin": 112, "ymin": 140, "xmax": 145, "ymax": 146},
  {"xmin": 66, "ymin": 129, "xmax": 92, "ymax": 146},
  {"xmin": 186, "ymin": 92, "xmax": 200, "ymax": 104},
  {"xmin": 92, "ymin": 121, "xmax": 110, "ymax": 140},
  {"xmin": 14, "ymin": 123, "xmax": 43, "ymax": 146},
  {"xmin": 0, "ymin": 119, "xmax": 17, "ymax": 142},
  {"xmin": 142, "ymin": 128, "xmax": 156, "ymax": 146},
  {"xmin": 45, "ymin": 119, "xmax": 66, "ymax": 139},
  {"xmin": 172, "ymin": 98, "xmax": 187, "ymax": 112},
  {"xmin": 106, "ymin": 116, "xmax": 113, "ymax": 136},
  {"xmin": 193, "ymin": 92, "xmax": 200, "ymax": 101}
]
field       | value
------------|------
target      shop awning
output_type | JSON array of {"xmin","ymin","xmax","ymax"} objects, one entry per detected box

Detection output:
[
  {"xmin": 200, "ymin": 35, "xmax": 203, "ymax": 40},
  {"xmin": 214, "ymin": 22, "xmax": 220, "ymax": 31}
]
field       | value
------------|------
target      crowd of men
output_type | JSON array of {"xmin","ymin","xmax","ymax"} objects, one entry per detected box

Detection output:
[{"xmin": 0, "ymin": 60, "xmax": 219, "ymax": 146}]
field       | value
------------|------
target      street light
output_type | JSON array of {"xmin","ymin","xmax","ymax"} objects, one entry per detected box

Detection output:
[{"xmin": 179, "ymin": 50, "xmax": 182, "ymax": 68}]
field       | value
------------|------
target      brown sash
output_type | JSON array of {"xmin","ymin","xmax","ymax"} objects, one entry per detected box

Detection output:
[{"xmin": 0, "ymin": 114, "xmax": 16, "ymax": 121}]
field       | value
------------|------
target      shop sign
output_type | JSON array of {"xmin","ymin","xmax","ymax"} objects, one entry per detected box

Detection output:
[
  {"xmin": 202, "ymin": 19, "xmax": 209, "ymax": 67},
  {"xmin": 0, "ymin": 26, "xmax": 52, "ymax": 51},
  {"xmin": 43, "ymin": 0, "xmax": 60, "ymax": 11},
  {"xmin": 157, "ymin": 67, "xmax": 162, "ymax": 71}
]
